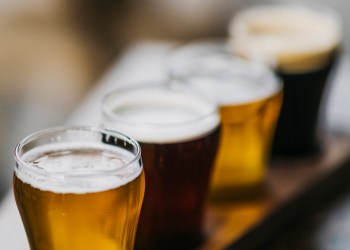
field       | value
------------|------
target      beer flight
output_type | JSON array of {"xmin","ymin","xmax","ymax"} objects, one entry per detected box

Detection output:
[{"xmin": 13, "ymin": 2, "xmax": 342, "ymax": 250}]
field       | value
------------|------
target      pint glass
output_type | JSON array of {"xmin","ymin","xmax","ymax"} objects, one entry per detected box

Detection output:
[
  {"xmin": 169, "ymin": 42, "xmax": 282, "ymax": 200},
  {"xmin": 229, "ymin": 2, "xmax": 342, "ymax": 156},
  {"xmin": 102, "ymin": 83, "xmax": 220, "ymax": 249},
  {"xmin": 14, "ymin": 126, "xmax": 145, "ymax": 250}
]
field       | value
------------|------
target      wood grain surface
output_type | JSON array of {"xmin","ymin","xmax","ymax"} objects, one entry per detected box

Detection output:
[{"xmin": 200, "ymin": 134, "xmax": 350, "ymax": 250}]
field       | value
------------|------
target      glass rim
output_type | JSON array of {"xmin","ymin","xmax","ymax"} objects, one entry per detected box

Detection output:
[
  {"xmin": 101, "ymin": 82, "xmax": 220, "ymax": 129},
  {"xmin": 228, "ymin": 0, "xmax": 343, "ymax": 42},
  {"xmin": 167, "ymin": 39, "xmax": 284, "ymax": 103},
  {"xmin": 230, "ymin": 0, "xmax": 343, "ymax": 24},
  {"xmin": 14, "ymin": 125, "xmax": 142, "ymax": 179},
  {"xmin": 167, "ymin": 38, "xmax": 281, "ymax": 76}
]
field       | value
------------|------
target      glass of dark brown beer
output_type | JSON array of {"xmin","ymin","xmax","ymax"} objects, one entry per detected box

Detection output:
[
  {"xmin": 229, "ymin": 1, "xmax": 342, "ymax": 156},
  {"xmin": 102, "ymin": 83, "xmax": 220, "ymax": 249},
  {"xmin": 168, "ymin": 41, "xmax": 282, "ymax": 200},
  {"xmin": 14, "ymin": 126, "xmax": 145, "ymax": 250}
]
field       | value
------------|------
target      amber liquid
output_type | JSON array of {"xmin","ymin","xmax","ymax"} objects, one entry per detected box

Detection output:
[
  {"xmin": 14, "ymin": 171, "xmax": 145, "ymax": 250},
  {"xmin": 210, "ymin": 90, "xmax": 282, "ymax": 200}
]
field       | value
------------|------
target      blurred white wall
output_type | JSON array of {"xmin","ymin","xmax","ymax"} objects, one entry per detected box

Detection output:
[{"xmin": 0, "ymin": 0, "xmax": 108, "ymax": 199}]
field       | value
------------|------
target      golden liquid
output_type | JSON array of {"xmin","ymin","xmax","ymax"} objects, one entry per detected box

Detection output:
[
  {"xmin": 210, "ymin": 90, "xmax": 282, "ymax": 200},
  {"xmin": 14, "ymin": 171, "xmax": 145, "ymax": 250}
]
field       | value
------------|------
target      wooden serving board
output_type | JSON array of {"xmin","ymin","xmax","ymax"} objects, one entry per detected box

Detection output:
[{"xmin": 200, "ymin": 133, "xmax": 350, "ymax": 250}]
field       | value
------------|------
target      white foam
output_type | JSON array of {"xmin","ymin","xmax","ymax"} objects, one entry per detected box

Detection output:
[
  {"xmin": 16, "ymin": 142, "xmax": 142, "ymax": 194},
  {"xmin": 188, "ymin": 76, "xmax": 279, "ymax": 105},
  {"xmin": 102, "ymin": 86, "xmax": 220, "ymax": 143},
  {"xmin": 229, "ymin": 3, "xmax": 342, "ymax": 72},
  {"xmin": 169, "ymin": 43, "xmax": 281, "ymax": 105}
]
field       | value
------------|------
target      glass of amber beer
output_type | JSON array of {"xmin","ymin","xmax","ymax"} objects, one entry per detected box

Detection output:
[
  {"xmin": 169, "ymin": 41, "xmax": 282, "ymax": 200},
  {"xmin": 14, "ymin": 126, "xmax": 145, "ymax": 250},
  {"xmin": 102, "ymin": 83, "xmax": 220, "ymax": 249},
  {"xmin": 229, "ymin": 2, "xmax": 342, "ymax": 156}
]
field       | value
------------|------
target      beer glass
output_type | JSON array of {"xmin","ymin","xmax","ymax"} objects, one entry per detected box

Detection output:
[
  {"xmin": 14, "ymin": 126, "xmax": 145, "ymax": 250},
  {"xmin": 168, "ymin": 41, "xmax": 282, "ymax": 200},
  {"xmin": 102, "ymin": 83, "xmax": 220, "ymax": 249},
  {"xmin": 229, "ymin": 1, "xmax": 342, "ymax": 156}
]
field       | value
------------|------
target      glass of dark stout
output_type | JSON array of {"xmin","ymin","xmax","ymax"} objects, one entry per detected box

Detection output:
[
  {"xmin": 229, "ymin": 1, "xmax": 342, "ymax": 157},
  {"xmin": 14, "ymin": 126, "xmax": 145, "ymax": 250},
  {"xmin": 102, "ymin": 83, "xmax": 220, "ymax": 249}
]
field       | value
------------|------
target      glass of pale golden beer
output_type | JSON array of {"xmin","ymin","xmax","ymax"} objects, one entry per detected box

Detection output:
[
  {"xmin": 229, "ymin": 1, "xmax": 342, "ymax": 156},
  {"xmin": 102, "ymin": 83, "xmax": 220, "ymax": 249},
  {"xmin": 14, "ymin": 126, "xmax": 145, "ymax": 250},
  {"xmin": 169, "ymin": 41, "xmax": 282, "ymax": 200}
]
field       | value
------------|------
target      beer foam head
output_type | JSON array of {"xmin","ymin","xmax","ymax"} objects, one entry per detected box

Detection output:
[
  {"xmin": 102, "ymin": 84, "xmax": 220, "ymax": 143},
  {"xmin": 15, "ymin": 127, "xmax": 142, "ymax": 194},
  {"xmin": 229, "ymin": 3, "xmax": 342, "ymax": 73},
  {"xmin": 168, "ymin": 41, "xmax": 281, "ymax": 105}
]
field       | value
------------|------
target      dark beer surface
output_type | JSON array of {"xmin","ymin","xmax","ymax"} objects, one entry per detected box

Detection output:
[{"xmin": 135, "ymin": 127, "xmax": 220, "ymax": 250}]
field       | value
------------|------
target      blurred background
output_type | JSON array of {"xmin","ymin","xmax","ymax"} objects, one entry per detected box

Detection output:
[{"xmin": 0, "ymin": 0, "xmax": 349, "ymax": 200}]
